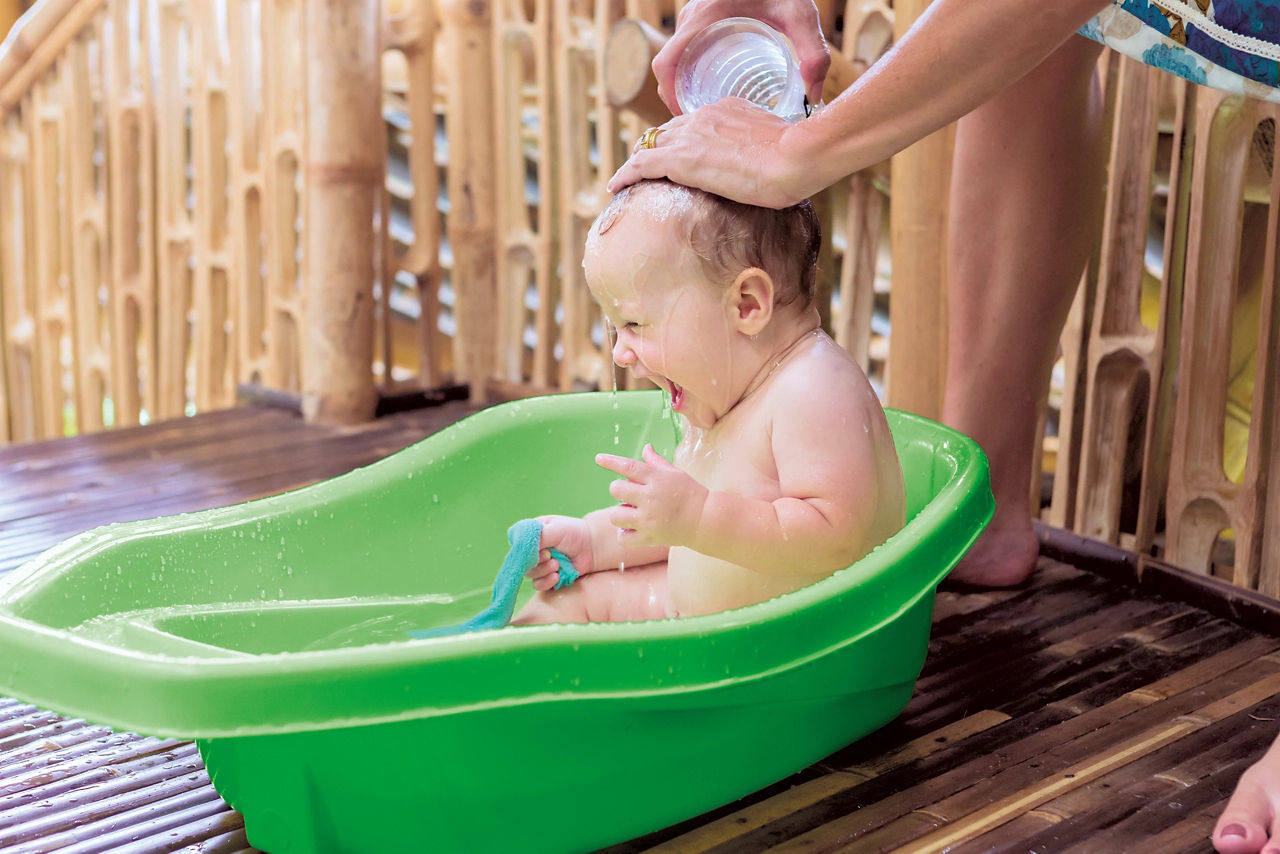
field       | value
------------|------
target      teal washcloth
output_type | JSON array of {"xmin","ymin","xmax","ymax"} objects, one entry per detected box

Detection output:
[{"xmin": 407, "ymin": 518, "xmax": 577, "ymax": 639}]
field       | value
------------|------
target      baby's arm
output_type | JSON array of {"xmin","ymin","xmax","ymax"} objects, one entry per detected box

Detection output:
[
  {"xmin": 598, "ymin": 382, "xmax": 885, "ymax": 576},
  {"xmin": 529, "ymin": 508, "xmax": 670, "ymax": 592}
]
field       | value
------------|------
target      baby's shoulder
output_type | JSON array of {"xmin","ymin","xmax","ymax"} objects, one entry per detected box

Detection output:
[{"xmin": 769, "ymin": 336, "xmax": 873, "ymax": 410}]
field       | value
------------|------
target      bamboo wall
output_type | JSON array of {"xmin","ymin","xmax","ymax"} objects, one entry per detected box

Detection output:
[
  {"xmin": 0, "ymin": 0, "xmax": 1275, "ymax": 594},
  {"xmin": 1044, "ymin": 59, "xmax": 1280, "ymax": 595},
  {"xmin": 0, "ymin": 0, "xmax": 314, "ymax": 438}
]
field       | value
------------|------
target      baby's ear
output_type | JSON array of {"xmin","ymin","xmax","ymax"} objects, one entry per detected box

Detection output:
[{"xmin": 729, "ymin": 268, "xmax": 774, "ymax": 335}]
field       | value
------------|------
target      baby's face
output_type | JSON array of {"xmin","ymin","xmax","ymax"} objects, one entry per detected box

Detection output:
[{"xmin": 584, "ymin": 206, "xmax": 741, "ymax": 430}]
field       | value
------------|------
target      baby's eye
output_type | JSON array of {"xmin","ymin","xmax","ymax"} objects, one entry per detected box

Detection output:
[{"xmin": 622, "ymin": 321, "xmax": 641, "ymax": 330}]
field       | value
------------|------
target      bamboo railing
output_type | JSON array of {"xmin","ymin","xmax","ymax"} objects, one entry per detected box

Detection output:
[
  {"xmin": 0, "ymin": 0, "xmax": 343, "ymax": 436},
  {"xmin": 0, "ymin": 0, "xmax": 1276, "ymax": 595},
  {"xmin": 1045, "ymin": 60, "xmax": 1280, "ymax": 595}
]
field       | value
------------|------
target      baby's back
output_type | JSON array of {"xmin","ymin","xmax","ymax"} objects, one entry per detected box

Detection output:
[{"xmin": 668, "ymin": 331, "xmax": 905, "ymax": 617}]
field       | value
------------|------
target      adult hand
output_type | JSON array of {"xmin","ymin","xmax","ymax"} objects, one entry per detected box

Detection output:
[
  {"xmin": 652, "ymin": 0, "xmax": 831, "ymax": 113},
  {"xmin": 596, "ymin": 445, "xmax": 709, "ymax": 548},
  {"xmin": 607, "ymin": 98, "xmax": 817, "ymax": 208},
  {"xmin": 531, "ymin": 515, "xmax": 596, "ymax": 591}
]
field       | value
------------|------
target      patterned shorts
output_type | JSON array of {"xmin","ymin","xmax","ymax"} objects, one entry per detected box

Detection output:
[{"xmin": 1082, "ymin": 0, "xmax": 1280, "ymax": 102}]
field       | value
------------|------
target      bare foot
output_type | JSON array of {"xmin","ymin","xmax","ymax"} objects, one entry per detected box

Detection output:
[
  {"xmin": 945, "ymin": 512, "xmax": 1039, "ymax": 588},
  {"xmin": 1214, "ymin": 736, "xmax": 1280, "ymax": 853}
]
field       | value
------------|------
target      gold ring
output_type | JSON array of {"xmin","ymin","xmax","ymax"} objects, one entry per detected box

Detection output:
[{"xmin": 639, "ymin": 126, "xmax": 664, "ymax": 150}]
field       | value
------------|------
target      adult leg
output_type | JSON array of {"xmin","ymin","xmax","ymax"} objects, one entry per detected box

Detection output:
[{"xmin": 944, "ymin": 34, "xmax": 1107, "ymax": 586}]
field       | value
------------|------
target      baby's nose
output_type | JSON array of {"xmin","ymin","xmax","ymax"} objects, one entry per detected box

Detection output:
[{"xmin": 611, "ymin": 337, "xmax": 636, "ymax": 367}]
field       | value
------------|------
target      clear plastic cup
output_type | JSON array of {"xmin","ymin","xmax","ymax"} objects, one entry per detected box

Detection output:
[{"xmin": 675, "ymin": 17, "xmax": 807, "ymax": 121}]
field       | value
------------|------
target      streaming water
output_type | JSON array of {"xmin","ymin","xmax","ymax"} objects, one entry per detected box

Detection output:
[{"xmin": 609, "ymin": 321, "xmax": 621, "ymax": 447}]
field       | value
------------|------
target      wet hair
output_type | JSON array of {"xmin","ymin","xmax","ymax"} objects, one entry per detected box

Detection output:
[{"xmin": 592, "ymin": 178, "xmax": 822, "ymax": 309}]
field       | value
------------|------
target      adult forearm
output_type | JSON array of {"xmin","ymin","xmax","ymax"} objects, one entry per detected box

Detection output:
[{"xmin": 787, "ymin": 0, "xmax": 1110, "ymax": 190}]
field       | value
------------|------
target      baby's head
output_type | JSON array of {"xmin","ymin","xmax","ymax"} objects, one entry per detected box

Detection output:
[
  {"xmin": 583, "ymin": 179, "xmax": 822, "ymax": 427},
  {"xmin": 585, "ymin": 179, "xmax": 821, "ymax": 311}
]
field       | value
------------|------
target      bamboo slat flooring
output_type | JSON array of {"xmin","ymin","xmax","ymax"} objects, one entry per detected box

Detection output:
[{"xmin": 0, "ymin": 404, "xmax": 1275, "ymax": 853}]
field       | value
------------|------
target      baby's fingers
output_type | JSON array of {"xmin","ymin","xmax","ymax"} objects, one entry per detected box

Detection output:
[
  {"xmin": 596, "ymin": 453, "xmax": 648, "ymax": 482},
  {"xmin": 609, "ymin": 478, "xmax": 643, "ymax": 505},
  {"xmin": 531, "ymin": 570, "xmax": 560, "ymax": 592},
  {"xmin": 528, "ymin": 554, "xmax": 559, "ymax": 580}
]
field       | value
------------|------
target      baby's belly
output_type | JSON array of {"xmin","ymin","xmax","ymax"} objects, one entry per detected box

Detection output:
[{"xmin": 666, "ymin": 546, "xmax": 830, "ymax": 617}]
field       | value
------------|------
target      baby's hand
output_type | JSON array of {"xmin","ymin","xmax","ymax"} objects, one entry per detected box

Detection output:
[
  {"xmin": 596, "ymin": 445, "xmax": 709, "ymax": 547},
  {"xmin": 531, "ymin": 515, "xmax": 595, "ymax": 592}
]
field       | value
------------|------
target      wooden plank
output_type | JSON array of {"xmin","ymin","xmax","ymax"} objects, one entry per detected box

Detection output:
[
  {"xmin": 825, "ymin": 671, "xmax": 1280, "ymax": 852},
  {"xmin": 1038, "ymin": 520, "xmax": 1280, "ymax": 637},
  {"xmin": 734, "ymin": 638, "xmax": 1278, "ymax": 851},
  {"xmin": 0, "ymin": 404, "xmax": 473, "ymax": 573},
  {"xmin": 964, "ymin": 696, "xmax": 1277, "ymax": 850},
  {"xmin": 642, "ymin": 711, "xmax": 1009, "ymax": 854},
  {"xmin": 1120, "ymin": 802, "xmax": 1230, "ymax": 853}
]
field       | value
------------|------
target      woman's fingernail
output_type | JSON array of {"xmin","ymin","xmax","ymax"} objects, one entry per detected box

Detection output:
[{"xmin": 1220, "ymin": 823, "xmax": 1247, "ymax": 838}]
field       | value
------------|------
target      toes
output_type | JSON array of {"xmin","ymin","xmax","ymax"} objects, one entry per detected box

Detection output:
[
  {"xmin": 1214, "ymin": 821, "xmax": 1266, "ymax": 854},
  {"xmin": 1214, "ymin": 777, "xmax": 1274, "ymax": 853}
]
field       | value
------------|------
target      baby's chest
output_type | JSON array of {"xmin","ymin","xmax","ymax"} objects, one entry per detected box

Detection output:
[{"xmin": 676, "ymin": 424, "xmax": 779, "ymax": 498}]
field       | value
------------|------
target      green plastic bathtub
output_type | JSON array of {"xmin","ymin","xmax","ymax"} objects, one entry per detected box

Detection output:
[{"xmin": 0, "ymin": 391, "xmax": 991, "ymax": 853}]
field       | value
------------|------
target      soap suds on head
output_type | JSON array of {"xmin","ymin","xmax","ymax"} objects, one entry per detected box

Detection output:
[
  {"xmin": 588, "ymin": 182, "xmax": 699, "ymax": 258},
  {"xmin": 627, "ymin": 182, "xmax": 697, "ymax": 225}
]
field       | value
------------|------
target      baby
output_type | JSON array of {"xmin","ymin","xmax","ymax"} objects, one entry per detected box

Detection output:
[{"xmin": 513, "ymin": 178, "xmax": 905, "ymax": 624}]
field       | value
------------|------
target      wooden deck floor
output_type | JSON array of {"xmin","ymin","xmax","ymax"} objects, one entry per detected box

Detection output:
[{"xmin": 0, "ymin": 404, "xmax": 1276, "ymax": 853}]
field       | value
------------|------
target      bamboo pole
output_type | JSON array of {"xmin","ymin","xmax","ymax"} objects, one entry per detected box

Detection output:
[
  {"xmin": 833, "ymin": 0, "xmax": 894, "ymax": 370},
  {"xmin": 1133, "ymin": 77, "xmax": 1193, "ymax": 558},
  {"xmin": 385, "ymin": 0, "xmax": 444, "ymax": 387},
  {"xmin": 300, "ymin": 0, "xmax": 381, "ymax": 424},
  {"xmin": 1165, "ymin": 93, "xmax": 1273, "ymax": 586},
  {"xmin": 0, "ymin": 0, "xmax": 21, "ymax": 48},
  {"xmin": 66, "ymin": 26, "xmax": 110, "ymax": 434},
  {"xmin": 442, "ymin": 0, "xmax": 498, "ymax": 401},
  {"xmin": 1073, "ymin": 59, "xmax": 1163, "ymax": 545},
  {"xmin": 262, "ymin": 0, "xmax": 306, "ymax": 395},
  {"xmin": 0, "ymin": 112, "xmax": 38, "ymax": 442},
  {"xmin": 0, "ymin": 0, "xmax": 80, "ymax": 88},
  {"xmin": 886, "ymin": 0, "xmax": 951, "ymax": 420},
  {"xmin": 105, "ymin": 0, "xmax": 157, "ymax": 428},
  {"xmin": 1253, "ymin": 135, "xmax": 1280, "ymax": 597},
  {"xmin": 226, "ymin": 0, "xmax": 269, "ymax": 392},
  {"xmin": 0, "ymin": 0, "xmax": 101, "ymax": 113},
  {"xmin": 191, "ymin": 3, "xmax": 235, "ymax": 413},
  {"xmin": 153, "ymin": 1, "xmax": 191, "ymax": 420},
  {"xmin": 30, "ymin": 78, "xmax": 68, "ymax": 438}
]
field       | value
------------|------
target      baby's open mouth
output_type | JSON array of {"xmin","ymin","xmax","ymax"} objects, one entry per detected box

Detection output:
[{"xmin": 670, "ymin": 382, "xmax": 684, "ymax": 410}]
